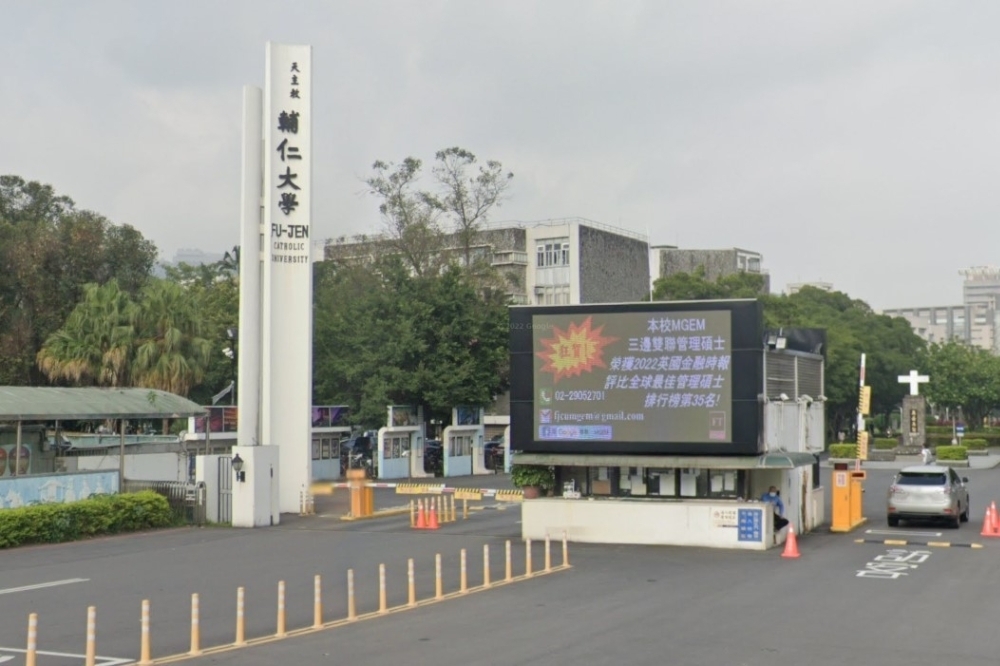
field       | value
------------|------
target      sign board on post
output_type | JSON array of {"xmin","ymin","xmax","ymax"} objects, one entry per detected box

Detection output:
[
  {"xmin": 856, "ymin": 431, "xmax": 869, "ymax": 461},
  {"xmin": 262, "ymin": 43, "xmax": 314, "ymax": 514}
]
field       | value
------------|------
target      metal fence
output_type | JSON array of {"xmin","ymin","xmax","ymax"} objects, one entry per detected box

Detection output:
[{"xmin": 123, "ymin": 479, "xmax": 206, "ymax": 525}]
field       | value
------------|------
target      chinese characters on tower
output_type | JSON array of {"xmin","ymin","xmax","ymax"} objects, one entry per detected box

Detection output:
[{"xmin": 271, "ymin": 60, "xmax": 309, "ymax": 265}]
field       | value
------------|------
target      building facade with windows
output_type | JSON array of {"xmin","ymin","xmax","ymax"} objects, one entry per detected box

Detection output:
[
  {"xmin": 324, "ymin": 217, "xmax": 650, "ymax": 307},
  {"xmin": 881, "ymin": 303, "xmax": 999, "ymax": 352},
  {"xmin": 649, "ymin": 246, "xmax": 770, "ymax": 294},
  {"xmin": 882, "ymin": 267, "xmax": 1000, "ymax": 354}
]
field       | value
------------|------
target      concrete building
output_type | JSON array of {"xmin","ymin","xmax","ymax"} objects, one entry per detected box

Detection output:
[
  {"xmin": 881, "ymin": 303, "xmax": 999, "ymax": 352},
  {"xmin": 325, "ymin": 217, "xmax": 650, "ymax": 307},
  {"xmin": 786, "ymin": 281, "xmax": 834, "ymax": 295},
  {"xmin": 882, "ymin": 267, "xmax": 1000, "ymax": 354},
  {"xmin": 649, "ymin": 246, "xmax": 770, "ymax": 294}
]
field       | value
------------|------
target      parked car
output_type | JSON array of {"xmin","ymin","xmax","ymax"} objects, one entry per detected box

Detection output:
[{"xmin": 887, "ymin": 465, "xmax": 970, "ymax": 528}]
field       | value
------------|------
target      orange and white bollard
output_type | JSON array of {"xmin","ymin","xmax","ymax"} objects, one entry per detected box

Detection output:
[
  {"xmin": 562, "ymin": 531, "xmax": 569, "ymax": 567},
  {"xmin": 314, "ymin": 574, "xmax": 323, "ymax": 628},
  {"xmin": 235, "ymin": 586, "xmax": 246, "ymax": 645},
  {"xmin": 435, "ymin": 553, "xmax": 443, "ymax": 600},
  {"xmin": 138, "ymin": 600, "xmax": 152, "ymax": 666},
  {"xmin": 505, "ymin": 540, "xmax": 512, "ymax": 582},
  {"xmin": 378, "ymin": 564, "xmax": 387, "ymax": 614},
  {"xmin": 460, "ymin": 548, "xmax": 468, "ymax": 593},
  {"xmin": 189, "ymin": 593, "xmax": 201, "ymax": 655},
  {"xmin": 408, "ymin": 558, "xmax": 416, "ymax": 607},
  {"xmin": 347, "ymin": 569, "xmax": 357, "ymax": 621},
  {"xmin": 85, "ymin": 606, "xmax": 97, "ymax": 666},
  {"xmin": 525, "ymin": 539, "xmax": 533, "ymax": 577},
  {"xmin": 277, "ymin": 580, "xmax": 287, "ymax": 637},
  {"xmin": 544, "ymin": 534, "xmax": 552, "ymax": 572},
  {"xmin": 483, "ymin": 544, "xmax": 491, "ymax": 588},
  {"xmin": 26, "ymin": 612, "xmax": 38, "ymax": 666}
]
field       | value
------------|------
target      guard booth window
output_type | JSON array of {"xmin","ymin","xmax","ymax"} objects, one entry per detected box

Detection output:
[
  {"xmin": 385, "ymin": 436, "xmax": 410, "ymax": 459},
  {"xmin": 450, "ymin": 435, "xmax": 472, "ymax": 457}
]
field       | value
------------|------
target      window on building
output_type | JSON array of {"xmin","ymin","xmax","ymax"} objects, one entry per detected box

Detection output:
[
  {"xmin": 747, "ymin": 257, "xmax": 761, "ymax": 272},
  {"xmin": 536, "ymin": 240, "xmax": 570, "ymax": 268}
]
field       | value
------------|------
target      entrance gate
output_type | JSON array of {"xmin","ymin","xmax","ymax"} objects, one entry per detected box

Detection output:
[{"xmin": 218, "ymin": 455, "xmax": 232, "ymax": 524}]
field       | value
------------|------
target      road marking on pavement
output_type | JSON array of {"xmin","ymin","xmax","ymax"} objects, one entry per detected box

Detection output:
[
  {"xmin": 857, "ymin": 547, "xmax": 933, "ymax": 579},
  {"xmin": 866, "ymin": 529, "xmax": 942, "ymax": 537},
  {"xmin": 0, "ymin": 647, "xmax": 131, "ymax": 665},
  {"xmin": 855, "ymin": 538, "xmax": 983, "ymax": 549},
  {"xmin": 0, "ymin": 578, "xmax": 89, "ymax": 595}
]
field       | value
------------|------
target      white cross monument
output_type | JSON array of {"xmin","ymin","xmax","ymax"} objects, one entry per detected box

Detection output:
[{"xmin": 898, "ymin": 370, "xmax": 929, "ymax": 396}]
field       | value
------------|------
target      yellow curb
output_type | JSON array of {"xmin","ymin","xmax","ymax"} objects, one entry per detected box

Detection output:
[{"xmin": 149, "ymin": 564, "xmax": 572, "ymax": 664}]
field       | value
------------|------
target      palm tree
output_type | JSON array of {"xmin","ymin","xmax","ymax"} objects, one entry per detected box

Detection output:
[
  {"xmin": 131, "ymin": 280, "xmax": 212, "ymax": 397},
  {"xmin": 37, "ymin": 280, "xmax": 135, "ymax": 387}
]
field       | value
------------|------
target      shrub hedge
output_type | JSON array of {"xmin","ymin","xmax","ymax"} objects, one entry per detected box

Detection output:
[
  {"xmin": 963, "ymin": 438, "xmax": 988, "ymax": 450},
  {"xmin": 873, "ymin": 438, "xmax": 898, "ymax": 450},
  {"xmin": 828, "ymin": 444, "xmax": 857, "ymax": 458},
  {"xmin": 0, "ymin": 491, "xmax": 175, "ymax": 549},
  {"xmin": 934, "ymin": 445, "xmax": 968, "ymax": 461}
]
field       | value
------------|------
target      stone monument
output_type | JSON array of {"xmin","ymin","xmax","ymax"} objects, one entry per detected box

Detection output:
[{"xmin": 898, "ymin": 370, "xmax": 929, "ymax": 453}]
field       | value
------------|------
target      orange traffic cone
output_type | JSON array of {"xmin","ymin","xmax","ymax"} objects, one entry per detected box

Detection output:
[
  {"xmin": 991, "ymin": 501, "xmax": 998, "ymax": 532},
  {"xmin": 980, "ymin": 508, "xmax": 996, "ymax": 537},
  {"xmin": 427, "ymin": 502, "xmax": 440, "ymax": 530},
  {"xmin": 415, "ymin": 500, "xmax": 427, "ymax": 530},
  {"xmin": 781, "ymin": 522, "xmax": 800, "ymax": 559}
]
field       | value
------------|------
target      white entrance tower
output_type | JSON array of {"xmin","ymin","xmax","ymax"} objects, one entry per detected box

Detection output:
[{"xmin": 233, "ymin": 42, "xmax": 314, "ymax": 525}]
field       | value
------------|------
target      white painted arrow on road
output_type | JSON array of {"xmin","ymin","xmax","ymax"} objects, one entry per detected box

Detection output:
[{"xmin": 0, "ymin": 578, "xmax": 89, "ymax": 595}]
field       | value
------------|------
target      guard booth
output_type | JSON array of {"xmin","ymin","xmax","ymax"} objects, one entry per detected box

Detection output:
[
  {"xmin": 377, "ymin": 405, "xmax": 431, "ymax": 480},
  {"xmin": 442, "ymin": 406, "xmax": 486, "ymax": 476},
  {"xmin": 830, "ymin": 462, "xmax": 867, "ymax": 532},
  {"xmin": 311, "ymin": 405, "xmax": 352, "ymax": 480}
]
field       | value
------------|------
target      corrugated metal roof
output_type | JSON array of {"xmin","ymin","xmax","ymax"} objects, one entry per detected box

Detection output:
[{"xmin": 0, "ymin": 387, "xmax": 206, "ymax": 420}]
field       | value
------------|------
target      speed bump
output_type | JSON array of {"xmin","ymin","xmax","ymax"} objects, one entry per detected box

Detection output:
[{"xmin": 854, "ymin": 538, "xmax": 983, "ymax": 549}]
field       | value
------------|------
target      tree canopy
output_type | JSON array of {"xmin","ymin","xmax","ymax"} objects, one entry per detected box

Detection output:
[
  {"xmin": 0, "ymin": 176, "xmax": 157, "ymax": 385},
  {"xmin": 313, "ymin": 257, "xmax": 510, "ymax": 428},
  {"xmin": 920, "ymin": 340, "xmax": 1000, "ymax": 430},
  {"xmin": 653, "ymin": 270, "xmax": 929, "ymax": 438}
]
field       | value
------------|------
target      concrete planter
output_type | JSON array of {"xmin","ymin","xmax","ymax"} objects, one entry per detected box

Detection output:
[
  {"xmin": 868, "ymin": 450, "xmax": 896, "ymax": 462},
  {"xmin": 967, "ymin": 449, "xmax": 989, "ymax": 457}
]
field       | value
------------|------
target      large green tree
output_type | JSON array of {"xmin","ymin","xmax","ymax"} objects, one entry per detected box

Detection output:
[
  {"xmin": 0, "ymin": 176, "xmax": 158, "ymax": 385},
  {"xmin": 313, "ymin": 257, "xmax": 509, "ymax": 428},
  {"xmin": 162, "ymin": 252, "xmax": 239, "ymax": 405},
  {"xmin": 37, "ymin": 279, "xmax": 212, "ymax": 399},
  {"xmin": 920, "ymin": 340, "xmax": 1000, "ymax": 431},
  {"xmin": 764, "ymin": 287, "xmax": 925, "ymax": 437},
  {"xmin": 651, "ymin": 272, "xmax": 926, "ymax": 439},
  {"xmin": 360, "ymin": 148, "xmax": 513, "ymax": 280},
  {"xmin": 651, "ymin": 265, "xmax": 767, "ymax": 301}
]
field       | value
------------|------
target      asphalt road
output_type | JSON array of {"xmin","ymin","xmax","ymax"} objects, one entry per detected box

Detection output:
[{"xmin": 3, "ymin": 465, "xmax": 999, "ymax": 666}]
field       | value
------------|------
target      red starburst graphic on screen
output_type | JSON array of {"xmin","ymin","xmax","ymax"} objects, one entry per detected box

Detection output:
[{"xmin": 536, "ymin": 317, "xmax": 619, "ymax": 383}]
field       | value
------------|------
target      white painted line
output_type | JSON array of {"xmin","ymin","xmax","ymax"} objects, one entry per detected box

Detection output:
[
  {"xmin": 0, "ymin": 577, "xmax": 90, "ymax": 596},
  {"xmin": 0, "ymin": 647, "xmax": 130, "ymax": 665},
  {"xmin": 866, "ymin": 529, "xmax": 942, "ymax": 537}
]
